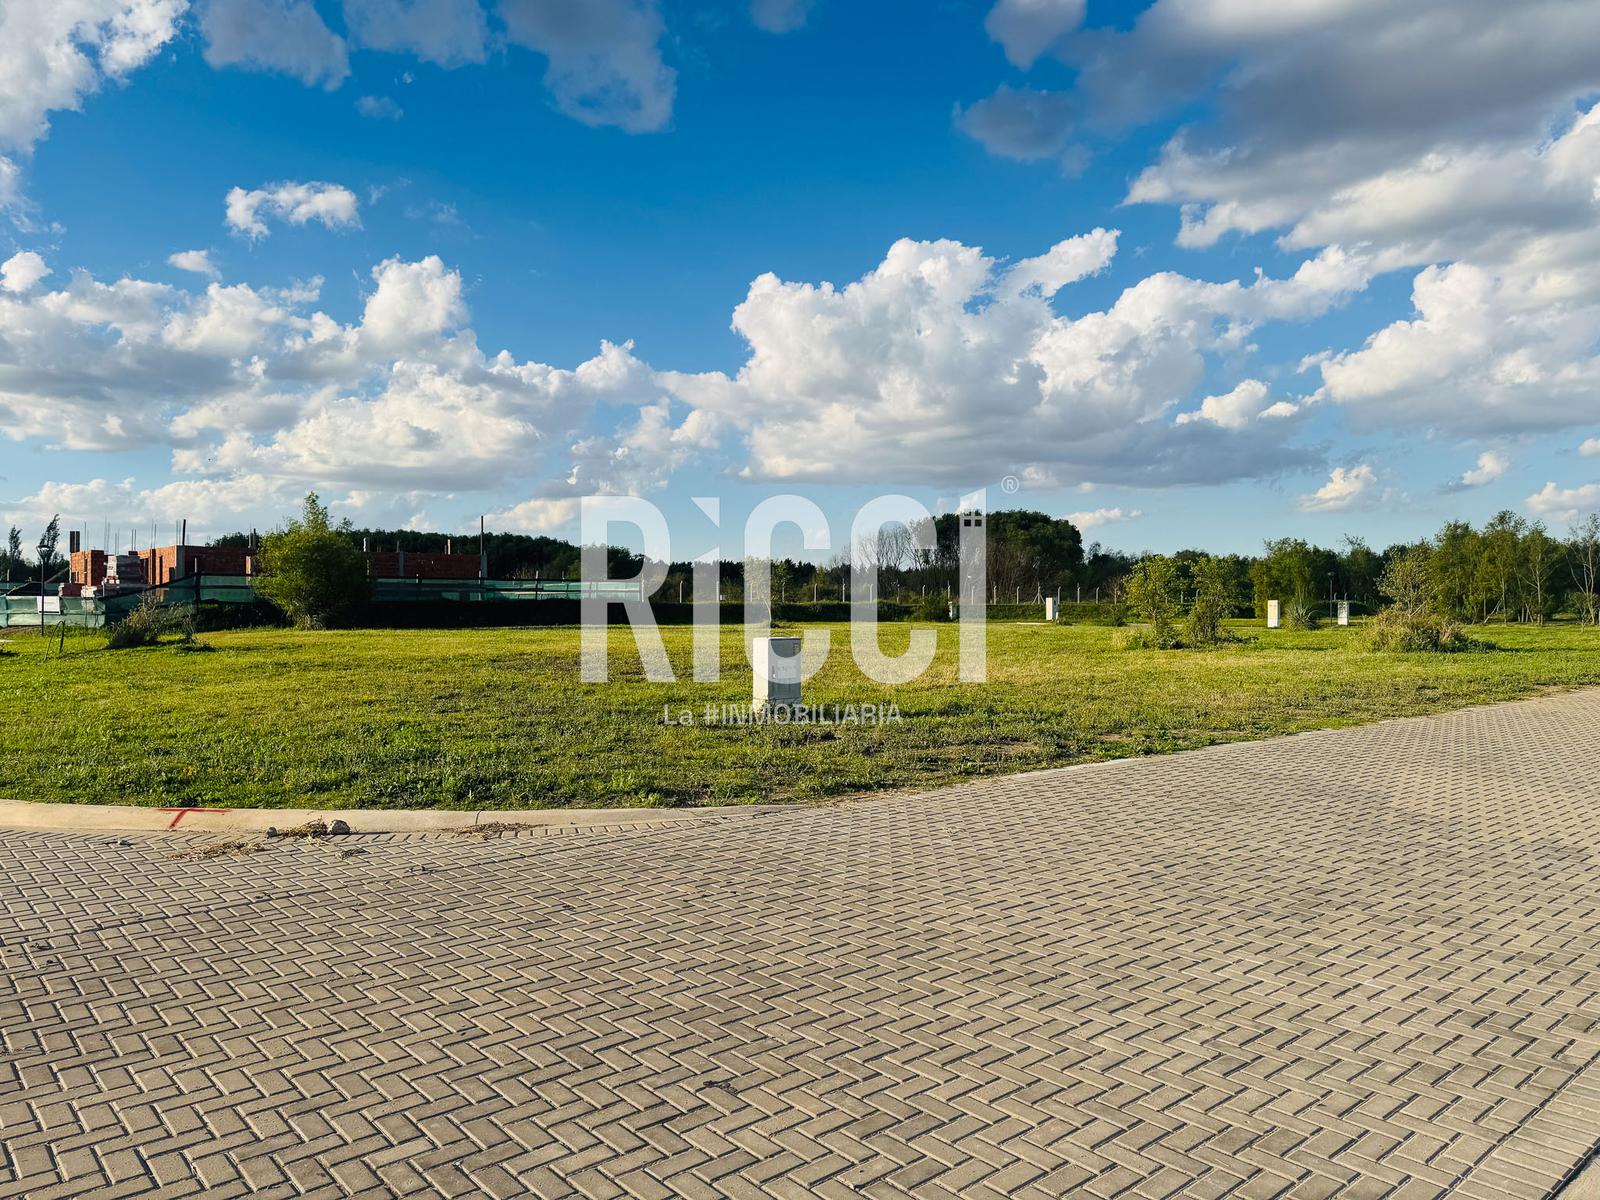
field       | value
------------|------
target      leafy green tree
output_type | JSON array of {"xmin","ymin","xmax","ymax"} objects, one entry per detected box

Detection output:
[
  {"xmin": 928, "ymin": 510, "xmax": 1083, "ymax": 600},
  {"xmin": 1478, "ymin": 510, "xmax": 1527, "ymax": 622},
  {"xmin": 1125, "ymin": 555, "xmax": 1182, "ymax": 647},
  {"xmin": 2, "ymin": 526, "xmax": 21, "ymax": 582},
  {"xmin": 1338, "ymin": 536, "xmax": 1382, "ymax": 613},
  {"xmin": 1379, "ymin": 546, "xmax": 1434, "ymax": 614},
  {"xmin": 1429, "ymin": 521, "xmax": 1481, "ymax": 620},
  {"xmin": 1369, "ymin": 544, "xmax": 1482, "ymax": 653},
  {"xmin": 1569, "ymin": 513, "xmax": 1600, "ymax": 625},
  {"xmin": 35, "ymin": 515, "xmax": 61, "ymax": 581},
  {"xmin": 1250, "ymin": 538, "xmax": 1315, "ymax": 618},
  {"xmin": 253, "ymin": 493, "xmax": 370, "ymax": 628},
  {"xmin": 1185, "ymin": 555, "xmax": 1238, "ymax": 645},
  {"xmin": 1519, "ymin": 523, "xmax": 1563, "ymax": 624}
]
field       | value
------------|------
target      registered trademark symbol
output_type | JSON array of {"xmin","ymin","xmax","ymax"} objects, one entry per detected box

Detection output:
[{"xmin": 1001, "ymin": 475, "xmax": 1021, "ymax": 494}]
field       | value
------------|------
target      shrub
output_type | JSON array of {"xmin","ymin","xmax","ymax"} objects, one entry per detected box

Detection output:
[
  {"xmin": 253, "ymin": 493, "xmax": 371, "ymax": 628},
  {"xmin": 1114, "ymin": 626, "xmax": 1180, "ymax": 651},
  {"xmin": 1125, "ymin": 557, "xmax": 1182, "ymax": 646},
  {"xmin": 1283, "ymin": 599, "xmax": 1320, "ymax": 631},
  {"xmin": 1363, "ymin": 606, "xmax": 1486, "ymax": 653},
  {"xmin": 1378, "ymin": 546, "xmax": 1433, "ymax": 612},
  {"xmin": 1185, "ymin": 555, "xmax": 1238, "ymax": 646},
  {"xmin": 107, "ymin": 596, "xmax": 168, "ymax": 649}
]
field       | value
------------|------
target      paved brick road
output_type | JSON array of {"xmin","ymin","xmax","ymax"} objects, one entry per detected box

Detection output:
[{"xmin": 4, "ymin": 690, "xmax": 1600, "ymax": 1199}]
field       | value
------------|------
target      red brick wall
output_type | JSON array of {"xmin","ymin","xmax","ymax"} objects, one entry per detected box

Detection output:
[
  {"xmin": 127, "ymin": 546, "xmax": 252, "ymax": 585},
  {"xmin": 365, "ymin": 551, "xmax": 482, "ymax": 579},
  {"xmin": 70, "ymin": 550, "xmax": 106, "ymax": 586},
  {"xmin": 183, "ymin": 546, "xmax": 249, "ymax": 578}
]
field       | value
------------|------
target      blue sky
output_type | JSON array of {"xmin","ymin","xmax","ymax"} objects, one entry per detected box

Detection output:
[{"xmin": 2, "ymin": 0, "xmax": 1600, "ymax": 560}]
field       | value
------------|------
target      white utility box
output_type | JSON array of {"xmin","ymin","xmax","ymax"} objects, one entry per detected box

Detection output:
[
  {"xmin": 752, "ymin": 636, "xmax": 803, "ymax": 707},
  {"xmin": 1337, "ymin": 600, "xmax": 1350, "ymax": 627},
  {"xmin": 1044, "ymin": 597, "xmax": 1057, "ymax": 621},
  {"xmin": 1267, "ymin": 599, "xmax": 1281, "ymax": 629}
]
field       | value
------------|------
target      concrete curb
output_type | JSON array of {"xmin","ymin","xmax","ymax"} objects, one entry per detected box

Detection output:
[{"xmin": 0, "ymin": 798, "xmax": 794, "ymax": 836}]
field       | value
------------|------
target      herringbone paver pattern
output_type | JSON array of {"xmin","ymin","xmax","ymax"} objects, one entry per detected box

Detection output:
[{"xmin": 4, "ymin": 690, "xmax": 1600, "ymax": 1199}]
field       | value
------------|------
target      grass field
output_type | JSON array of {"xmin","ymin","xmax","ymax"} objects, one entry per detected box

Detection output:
[{"xmin": 3, "ymin": 619, "xmax": 1598, "ymax": 809}]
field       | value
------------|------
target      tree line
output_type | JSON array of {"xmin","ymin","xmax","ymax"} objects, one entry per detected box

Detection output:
[
  {"xmin": 12, "ymin": 501, "xmax": 1600, "ymax": 626},
  {"xmin": 0, "ymin": 518, "xmax": 60, "ymax": 585},
  {"xmin": 1245, "ymin": 511, "xmax": 1600, "ymax": 625}
]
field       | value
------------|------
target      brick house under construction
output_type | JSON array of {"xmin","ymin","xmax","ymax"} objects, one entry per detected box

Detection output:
[
  {"xmin": 69, "ymin": 545, "xmax": 252, "ymax": 589},
  {"xmin": 69, "ymin": 545, "xmax": 484, "ymax": 589}
]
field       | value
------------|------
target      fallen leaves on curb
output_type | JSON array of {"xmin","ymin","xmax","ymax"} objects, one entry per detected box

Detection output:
[{"xmin": 456, "ymin": 821, "xmax": 530, "ymax": 836}]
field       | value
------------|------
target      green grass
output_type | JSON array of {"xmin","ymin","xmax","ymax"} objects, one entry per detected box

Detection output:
[{"xmin": 3, "ymin": 620, "xmax": 1598, "ymax": 809}]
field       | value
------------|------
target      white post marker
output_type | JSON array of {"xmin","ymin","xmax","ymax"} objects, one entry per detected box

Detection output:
[
  {"xmin": 1337, "ymin": 600, "xmax": 1350, "ymax": 627},
  {"xmin": 1044, "ymin": 597, "xmax": 1057, "ymax": 622},
  {"xmin": 1267, "ymin": 599, "xmax": 1281, "ymax": 629},
  {"xmin": 752, "ymin": 635, "xmax": 803, "ymax": 708}
]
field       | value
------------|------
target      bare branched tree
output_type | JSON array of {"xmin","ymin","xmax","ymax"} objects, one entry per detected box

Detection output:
[{"xmin": 1570, "ymin": 513, "xmax": 1600, "ymax": 625}]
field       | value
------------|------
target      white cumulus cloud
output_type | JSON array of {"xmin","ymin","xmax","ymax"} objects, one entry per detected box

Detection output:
[
  {"xmin": 0, "ymin": 231, "xmax": 1375, "ymax": 522},
  {"xmin": 225, "ymin": 181, "xmax": 361, "ymax": 239},
  {"xmin": 0, "ymin": 249, "xmax": 661, "ymax": 510},
  {"xmin": 1, "ymin": 250, "xmax": 49, "ymax": 293},
  {"xmin": 1106, "ymin": 1, "xmax": 1600, "ymax": 253},
  {"xmin": 984, "ymin": 0, "xmax": 1084, "ymax": 70},
  {"xmin": 0, "ymin": 0, "xmax": 184, "ymax": 153},
  {"xmin": 2, "ymin": 474, "xmax": 291, "ymax": 537},
  {"xmin": 1527, "ymin": 480, "xmax": 1600, "ymax": 524},
  {"xmin": 957, "ymin": 86, "xmax": 1076, "ymax": 163},
  {"xmin": 1175, "ymin": 379, "xmax": 1297, "ymax": 431},
  {"xmin": 484, "ymin": 496, "xmax": 579, "ymax": 533},
  {"xmin": 971, "ymin": 0, "xmax": 1600, "ymax": 448},
  {"xmin": 198, "ymin": 0, "xmax": 350, "ymax": 89},
  {"xmin": 653, "ymin": 233, "xmax": 1360, "ymax": 489},
  {"xmin": 355, "ymin": 94, "xmax": 404, "ymax": 120},
  {"xmin": 168, "ymin": 249, "xmax": 220, "ymax": 279},
  {"xmin": 357, "ymin": 255, "xmax": 467, "ymax": 354},
  {"xmin": 1067, "ymin": 506, "xmax": 1141, "ymax": 531},
  {"xmin": 342, "ymin": 0, "xmax": 488, "ymax": 67},
  {"xmin": 498, "ymin": 0, "xmax": 675, "ymax": 133},
  {"xmin": 1298, "ymin": 464, "xmax": 1378, "ymax": 513},
  {"xmin": 1457, "ymin": 450, "xmax": 1510, "ymax": 489}
]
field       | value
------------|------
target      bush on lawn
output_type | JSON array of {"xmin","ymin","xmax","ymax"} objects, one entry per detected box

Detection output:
[
  {"xmin": 1113, "ymin": 625, "xmax": 1180, "ymax": 651},
  {"xmin": 1185, "ymin": 555, "xmax": 1240, "ymax": 646},
  {"xmin": 1363, "ymin": 546, "xmax": 1487, "ymax": 652},
  {"xmin": 253, "ymin": 492, "xmax": 370, "ymax": 629},
  {"xmin": 1283, "ymin": 598, "xmax": 1320, "ymax": 631},
  {"xmin": 1363, "ymin": 606, "xmax": 1485, "ymax": 653},
  {"xmin": 1124, "ymin": 557, "xmax": 1182, "ymax": 647},
  {"xmin": 108, "ymin": 595, "xmax": 181, "ymax": 649}
]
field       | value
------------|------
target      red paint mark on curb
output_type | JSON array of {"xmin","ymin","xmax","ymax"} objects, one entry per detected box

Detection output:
[{"xmin": 158, "ymin": 807, "xmax": 230, "ymax": 830}]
